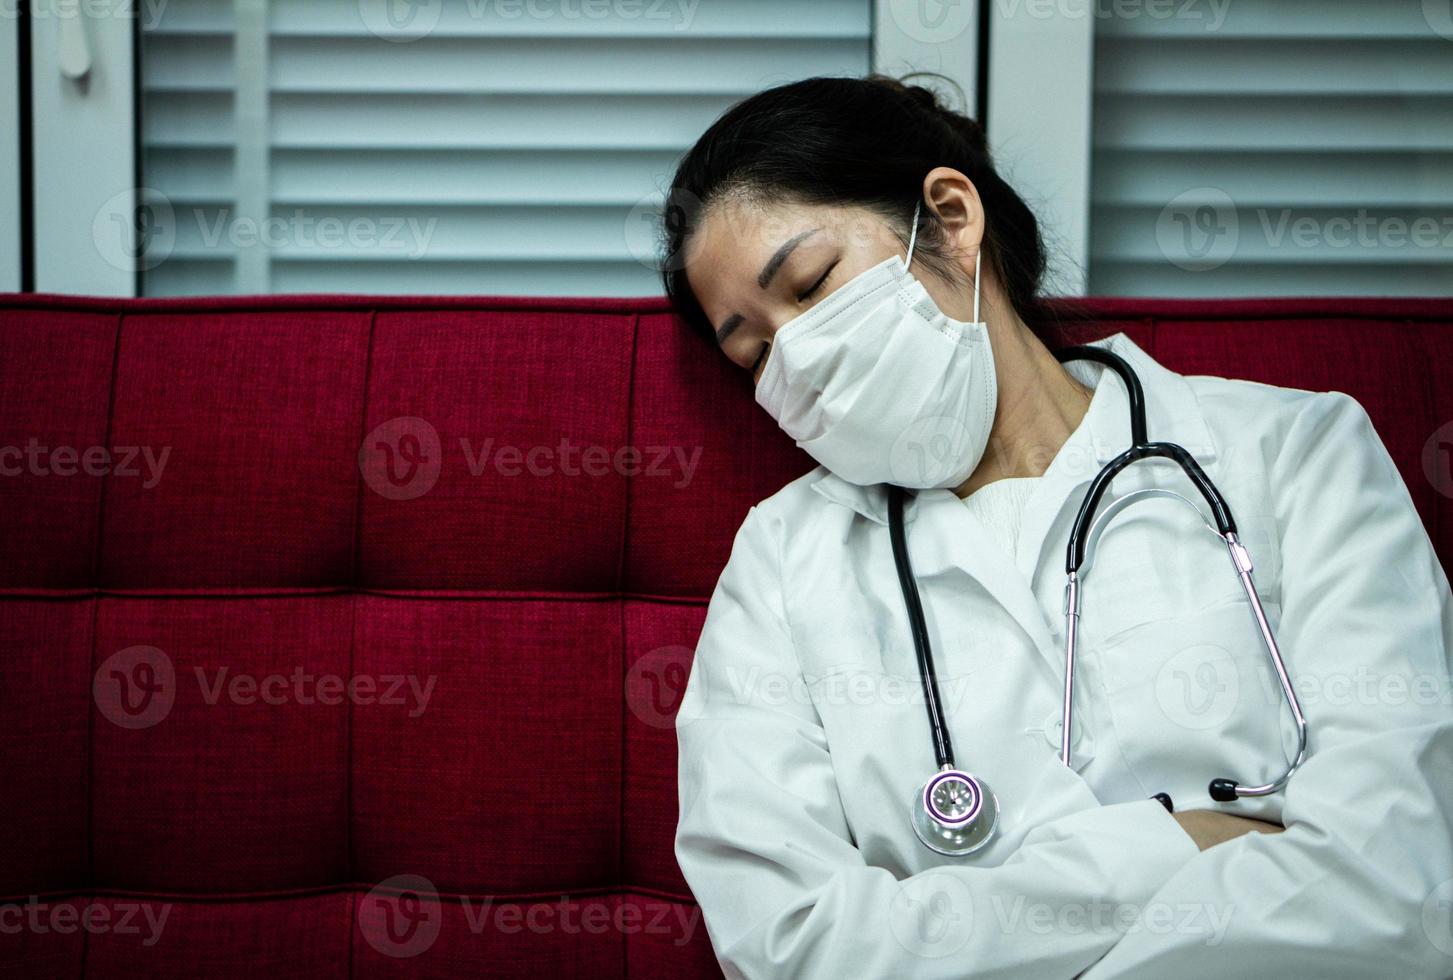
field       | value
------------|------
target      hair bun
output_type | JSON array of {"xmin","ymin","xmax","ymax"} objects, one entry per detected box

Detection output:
[{"xmin": 872, "ymin": 73, "xmax": 988, "ymax": 155}]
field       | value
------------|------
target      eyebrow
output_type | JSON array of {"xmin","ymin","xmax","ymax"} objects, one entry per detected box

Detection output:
[{"xmin": 713, "ymin": 227, "xmax": 821, "ymax": 346}]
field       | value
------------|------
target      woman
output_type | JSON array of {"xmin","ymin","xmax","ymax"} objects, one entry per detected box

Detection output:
[{"xmin": 664, "ymin": 74, "xmax": 1453, "ymax": 978}]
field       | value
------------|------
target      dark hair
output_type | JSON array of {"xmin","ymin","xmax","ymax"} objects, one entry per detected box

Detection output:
[{"xmin": 660, "ymin": 73, "xmax": 1050, "ymax": 344}]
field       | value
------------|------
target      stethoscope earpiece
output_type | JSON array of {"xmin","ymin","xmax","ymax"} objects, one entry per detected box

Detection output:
[{"xmin": 1209, "ymin": 779, "xmax": 1240, "ymax": 803}]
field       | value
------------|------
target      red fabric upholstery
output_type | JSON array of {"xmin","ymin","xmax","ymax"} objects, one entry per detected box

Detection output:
[{"xmin": 1, "ymin": 291, "xmax": 1450, "ymax": 978}]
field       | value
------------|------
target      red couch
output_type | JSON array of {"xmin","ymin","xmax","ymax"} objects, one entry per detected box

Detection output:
[{"xmin": 2, "ymin": 291, "xmax": 1451, "ymax": 978}]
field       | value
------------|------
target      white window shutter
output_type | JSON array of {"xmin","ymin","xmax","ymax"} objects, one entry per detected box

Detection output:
[
  {"xmin": 1088, "ymin": 1, "xmax": 1453, "ymax": 297},
  {"xmin": 141, "ymin": 0, "xmax": 872, "ymax": 297}
]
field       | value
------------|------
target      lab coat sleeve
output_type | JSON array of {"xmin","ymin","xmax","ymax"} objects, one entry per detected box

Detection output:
[
  {"xmin": 675, "ymin": 503, "xmax": 1201, "ymax": 980},
  {"xmin": 1082, "ymin": 391, "xmax": 1453, "ymax": 979}
]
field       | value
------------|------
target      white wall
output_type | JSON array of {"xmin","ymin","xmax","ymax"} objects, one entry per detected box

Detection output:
[
  {"xmin": 0, "ymin": 11, "xmax": 19, "ymax": 292},
  {"xmin": 30, "ymin": 1, "xmax": 136, "ymax": 296}
]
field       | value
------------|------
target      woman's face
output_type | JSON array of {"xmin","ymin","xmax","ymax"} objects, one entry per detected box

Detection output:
[
  {"xmin": 680, "ymin": 196, "xmax": 976, "ymax": 383},
  {"xmin": 685, "ymin": 196, "xmax": 979, "ymax": 385}
]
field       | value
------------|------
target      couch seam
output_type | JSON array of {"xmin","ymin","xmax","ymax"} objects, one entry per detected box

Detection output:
[
  {"xmin": 0, "ymin": 588, "xmax": 712, "ymax": 604},
  {"xmin": 617, "ymin": 310, "xmax": 639, "ymax": 980},
  {"xmin": 80, "ymin": 311, "xmax": 123, "ymax": 977},
  {"xmin": 346, "ymin": 307, "xmax": 376, "ymax": 980},
  {"xmin": 4, "ymin": 884, "xmax": 699, "ymax": 905},
  {"xmin": 91, "ymin": 311, "xmax": 123, "ymax": 587}
]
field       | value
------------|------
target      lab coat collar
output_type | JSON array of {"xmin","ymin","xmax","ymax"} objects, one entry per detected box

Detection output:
[{"xmin": 806, "ymin": 331, "xmax": 1220, "ymax": 527}]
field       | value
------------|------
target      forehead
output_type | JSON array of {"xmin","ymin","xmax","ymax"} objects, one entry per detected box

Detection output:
[{"xmin": 684, "ymin": 197, "xmax": 889, "ymax": 312}]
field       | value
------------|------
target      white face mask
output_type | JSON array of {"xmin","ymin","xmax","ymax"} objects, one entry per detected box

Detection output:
[{"xmin": 754, "ymin": 201, "xmax": 998, "ymax": 489}]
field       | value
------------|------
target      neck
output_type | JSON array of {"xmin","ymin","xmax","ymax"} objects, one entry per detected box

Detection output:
[{"xmin": 954, "ymin": 317, "xmax": 1093, "ymax": 499}]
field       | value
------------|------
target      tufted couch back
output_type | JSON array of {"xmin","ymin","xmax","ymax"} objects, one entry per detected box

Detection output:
[{"xmin": 1, "ymin": 292, "xmax": 1450, "ymax": 978}]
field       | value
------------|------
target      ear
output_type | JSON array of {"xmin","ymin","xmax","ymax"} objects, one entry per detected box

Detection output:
[{"xmin": 919, "ymin": 167, "xmax": 985, "ymax": 261}]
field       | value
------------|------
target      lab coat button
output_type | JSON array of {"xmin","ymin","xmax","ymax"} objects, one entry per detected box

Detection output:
[{"xmin": 1035, "ymin": 711, "xmax": 1094, "ymax": 768}]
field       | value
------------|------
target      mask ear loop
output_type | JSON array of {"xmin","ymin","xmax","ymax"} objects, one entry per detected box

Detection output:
[
  {"xmin": 906, "ymin": 199, "xmax": 983, "ymax": 324},
  {"xmin": 973, "ymin": 249, "xmax": 982, "ymax": 324},
  {"xmin": 905, "ymin": 199, "xmax": 921, "ymax": 269}
]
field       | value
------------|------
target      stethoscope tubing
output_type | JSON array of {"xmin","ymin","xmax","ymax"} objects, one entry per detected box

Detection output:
[
  {"xmin": 889, "ymin": 483, "xmax": 956, "ymax": 771},
  {"xmin": 891, "ymin": 344, "xmax": 1311, "ymax": 817}
]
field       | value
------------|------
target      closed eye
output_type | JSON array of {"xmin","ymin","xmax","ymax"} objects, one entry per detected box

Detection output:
[
  {"xmin": 797, "ymin": 261, "xmax": 838, "ymax": 303},
  {"xmin": 750, "ymin": 341, "xmax": 770, "ymax": 375}
]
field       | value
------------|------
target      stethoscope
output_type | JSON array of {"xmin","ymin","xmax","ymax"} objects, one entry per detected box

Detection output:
[{"xmin": 890, "ymin": 345, "xmax": 1310, "ymax": 857}]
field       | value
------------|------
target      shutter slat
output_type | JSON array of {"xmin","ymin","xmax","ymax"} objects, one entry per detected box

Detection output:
[
  {"xmin": 1095, "ymin": 38, "xmax": 1453, "ymax": 95},
  {"xmin": 1092, "ymin": 151, "xmax": 1453, "ymax": 208},
  {"xmin": 273, "ymin": 148, "xmax": 685, "ymax": 205}
]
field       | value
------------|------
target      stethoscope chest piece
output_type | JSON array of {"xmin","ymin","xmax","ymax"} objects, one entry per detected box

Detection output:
[{"xmin": 910, "ymin": 768, "xmax": 999, "ymax": 856}]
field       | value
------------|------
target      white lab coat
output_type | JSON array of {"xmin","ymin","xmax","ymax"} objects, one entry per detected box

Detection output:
[{"xmin": 674, "ymin": 331, "xmax": 1453, "ymax": 979}]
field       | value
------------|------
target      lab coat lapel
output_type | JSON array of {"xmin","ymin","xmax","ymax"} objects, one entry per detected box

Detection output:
[{"xmin": 806, "ymin": 331, "xmax": 1221, "ymax": 680}]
